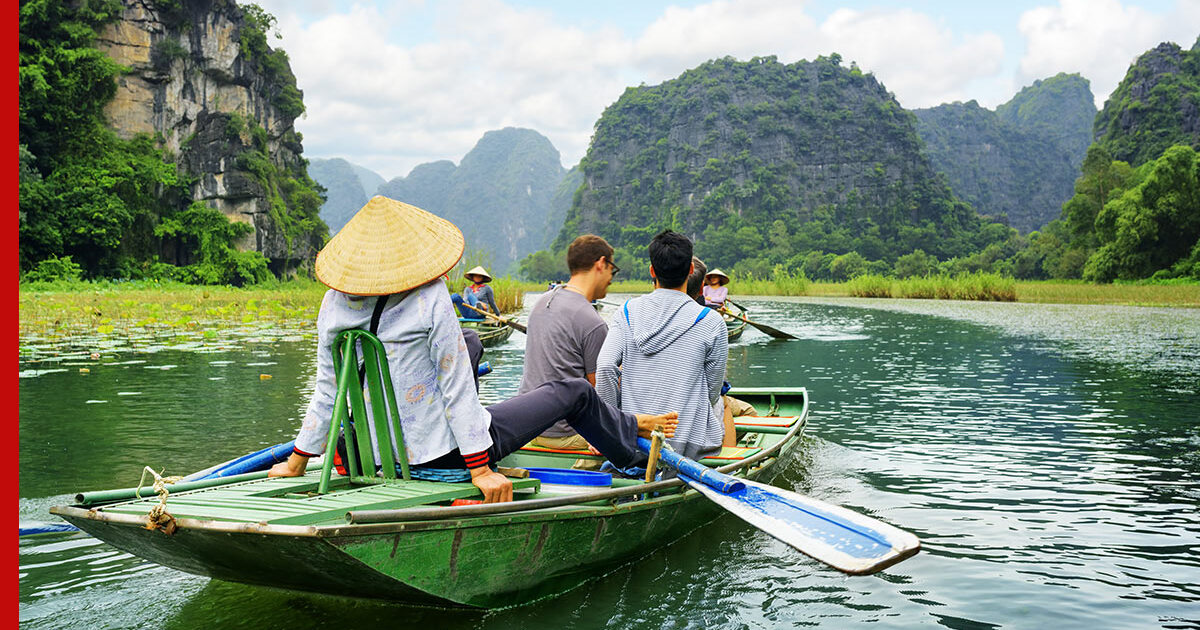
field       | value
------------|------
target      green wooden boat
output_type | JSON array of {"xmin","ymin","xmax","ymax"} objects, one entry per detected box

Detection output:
[
  {"xmin": 51, "ymin": 330, "xmax": 810, "ymax": 608},
  {"xmin": 723, "ymin": 302, "xmax": 748, "ymax": 341},
  {"xmin": 52, "ymin": 399, "xmax": 808, "ymax": 607},
  {"xmin": 460, "ymin": 318, "xmax": 515, "ymax": 347}
]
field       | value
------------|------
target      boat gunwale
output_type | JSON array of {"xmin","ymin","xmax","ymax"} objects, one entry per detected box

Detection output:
[{"xmin": 52, "ymin": 388, "xmax": 807, "ymax": 537}]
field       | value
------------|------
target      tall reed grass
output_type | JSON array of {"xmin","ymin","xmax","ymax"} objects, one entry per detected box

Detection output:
[{"xmin": 853, "ymin": 272, "xmax": 1018, "ymax": 301}]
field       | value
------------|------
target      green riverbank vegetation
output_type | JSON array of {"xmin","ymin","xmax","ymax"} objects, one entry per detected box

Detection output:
[{"xmin": 20, "ymin": 273, "xmax": 1199, "ymax": 338}]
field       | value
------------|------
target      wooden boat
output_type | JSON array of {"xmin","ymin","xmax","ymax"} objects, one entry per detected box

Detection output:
[
  {"xmin": 52, "ymin": 385, "xmax": 809, "ymax": 608},
  {"xmin": 723, "ymin": 301, "xmax": 748, "ymax": 341},
  {"xmin": 459, "ymin": 318, "xmax": 514, "ymax": 347}
]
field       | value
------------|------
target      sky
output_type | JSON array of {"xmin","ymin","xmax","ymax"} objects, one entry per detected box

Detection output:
[{"xmin": 252, "ymin": 0, "xmax": 1200, "ymax": 181}]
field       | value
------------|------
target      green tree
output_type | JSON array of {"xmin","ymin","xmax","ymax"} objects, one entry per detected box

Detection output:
[
  {"xmin": 518, "ymin": 249, "xmax": 568, "ymax": 282},
  {"xmin": 1083, "ymin": 145, "xmax": 1200, "ymax": 281},
  {"xmin": 894, "ymin": 249, "xmax": 936, "ymax": 277},
  {"xmin": 828, "ymin": 251, "xmax": 867, "ymax": 280}
]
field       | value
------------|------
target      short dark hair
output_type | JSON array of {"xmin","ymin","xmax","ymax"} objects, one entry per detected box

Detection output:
[
  {"xmin": 686, "ymin": 256, "xmax": 707, "ymax": 302},
  {"xmin": 566, "ymin": 235, "xmax": 614, "ymax": 274},
  {"xmin": 648, "ymin": 230, "xmax": 692, "ymax": 288}
]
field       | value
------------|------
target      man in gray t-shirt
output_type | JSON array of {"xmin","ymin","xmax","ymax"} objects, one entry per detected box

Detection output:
[{"xmin": 518, "ymin": 235, "xmax": 619, "ymax": 464}]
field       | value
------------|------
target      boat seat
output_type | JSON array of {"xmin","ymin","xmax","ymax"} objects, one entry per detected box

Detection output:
[
  {"xmin": 517, "ymin": 444, "xmax": 762, "ymax": 466},
  {"xmin": 734, "ymin": 415, "xmax": 800, "ymax": 428},
  {"xmin": 316, "ymin": 329, "xmax": 413, "ymax": 494}
]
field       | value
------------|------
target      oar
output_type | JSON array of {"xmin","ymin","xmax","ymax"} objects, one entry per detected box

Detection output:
[
  {"xmin": 717, "ymin": 305, "xmax": 796, "ymax": 340},
  {"xmin": 458, "ymin": 302, "xmax": 527, "ymax": 333},
  {"xmin": 637, "ymin": 438, "xmax": 920, "ymax": 575}
]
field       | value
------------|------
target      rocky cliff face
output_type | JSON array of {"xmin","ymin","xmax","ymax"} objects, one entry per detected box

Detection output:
[
  {"xmin": 377, "ymin": 128, "xmax": 566, "ymax": 273},
  {"xmin": 1094, "ymin": 40, "xmax": 1200, "ymax": 166},
  {"xmin": 94, "ymin": 0, "xmax": 323, "ymax": 272},
  {"xmin": 914, "ymin": 75, "xmax": 1095, "ymax": 233},
  {"xmin": 995, "ymin": 73, "xmax": 1096, "ymax": 168}
]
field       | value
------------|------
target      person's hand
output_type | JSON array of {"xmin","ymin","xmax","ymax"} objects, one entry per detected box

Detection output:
[
  {"xmin": 587, "ymin": 444, "xmax": 602, "ymax": 456},
  {"xmin": 470, "ymin": 467, "xmax": 513, "ymax": 503},
  {"xmin": 268, "ymin": 453, "xmax": 309, "ymax": 477}
]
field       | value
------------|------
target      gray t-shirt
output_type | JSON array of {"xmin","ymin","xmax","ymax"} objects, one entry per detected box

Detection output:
[{"xmin": 518, "ymin": 287, "xmax": 609, "ymax": 438}]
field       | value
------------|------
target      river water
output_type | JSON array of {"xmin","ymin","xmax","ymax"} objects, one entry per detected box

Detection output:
[{"xmin": 18, "ymin": 296, "xmax": 1200, "ymax": 629}]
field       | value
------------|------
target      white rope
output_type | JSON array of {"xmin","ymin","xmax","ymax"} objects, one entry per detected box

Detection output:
[{"xmin": 137, "ymin": 466, "xmax": 183, "ymax": 534}]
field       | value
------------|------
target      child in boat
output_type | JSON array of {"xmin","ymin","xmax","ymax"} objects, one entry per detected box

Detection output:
[
  {"xmin": 269, "ymin": 196, "xmax": 677, "ymax": 503},
  {"xmin": 596, "ymin": 231, "xmax": 728, "ymax": 460},
  {"xmin": 702, "ymin": 269, "xmax": 729, "ymax": 308}
]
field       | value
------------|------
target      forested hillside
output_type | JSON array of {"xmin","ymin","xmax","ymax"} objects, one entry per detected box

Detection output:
[
  {"xmin": 19, "ymin": 0, "xmax": 325, "ymax": 284},
  {"xmin": 914, "ymin": 74, "xmax": 1095, "ymax": 233},
  {"xmin": 377, "ymin": 128, "xmax": 567, "ymax": 273},
  {"xmin": 549, "ymin": 55, "xmax": 1010, "ymax": 280},
  {"xmin": 1044, "ymin": 38, "xmax": 1200, "ymax": 282}
]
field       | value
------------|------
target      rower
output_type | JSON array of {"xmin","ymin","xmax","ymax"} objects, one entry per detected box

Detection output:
[
  {"xmin": 462, "ymin": 266, "xmax": 500, "ymax": 315},
  {"xmin": 702, "ymin": 268, "xmax": 729, "ymax": 308}
]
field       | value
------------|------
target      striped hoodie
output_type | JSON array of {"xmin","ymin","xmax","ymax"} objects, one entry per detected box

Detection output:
[{"xmin": 596, "ymin": 288, "xmax": 728, "ymax": 460}]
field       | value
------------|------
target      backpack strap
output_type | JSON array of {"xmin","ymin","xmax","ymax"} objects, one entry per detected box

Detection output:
[{"xmin": 694, "ymin": 307, "xmax": 711, "ymax": 325}]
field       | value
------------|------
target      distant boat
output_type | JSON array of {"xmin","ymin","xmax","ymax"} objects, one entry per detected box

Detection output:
[
  {"xmin": 723, "ymin": 301, "xmax": 748, "ymax": 341},
  {"xmin": 459, "ymin": 318, "xmax": 515, "ymax": 347}
]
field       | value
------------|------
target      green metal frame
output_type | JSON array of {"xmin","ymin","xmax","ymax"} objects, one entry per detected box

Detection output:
[{"xmin": 317, "ymin": 330, "xmax": 412, "ymax": 493}]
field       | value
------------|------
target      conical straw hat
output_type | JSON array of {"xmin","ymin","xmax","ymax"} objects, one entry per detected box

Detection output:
[
  {"xmin": 464, "ymin": 266, "xmax": 492, "ymax": 283},
  {"xmin": 706, "ymin": 268, "xmax": 730, "ymax": 285},
  {"xmin": 315, "ymin": 196, "xmax": 464, "ymax": 295}
]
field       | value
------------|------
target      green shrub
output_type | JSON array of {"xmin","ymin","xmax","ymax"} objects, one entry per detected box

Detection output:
[{"xmin": 24, "ymin": 255, "xmax": 83, "ymax": 283}]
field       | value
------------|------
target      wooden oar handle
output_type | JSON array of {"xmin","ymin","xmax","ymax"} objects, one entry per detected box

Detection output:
[{"xmin": 460, "ymin": 301, "xmax": 503, "ymax": 321}]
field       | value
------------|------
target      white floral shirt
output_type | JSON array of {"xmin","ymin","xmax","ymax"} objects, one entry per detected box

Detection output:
[{"xmin": 293, "ymin": 279, "xmax": 494, "ymax": 465}]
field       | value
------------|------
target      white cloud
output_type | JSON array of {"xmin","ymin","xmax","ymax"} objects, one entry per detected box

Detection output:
[
  {"xmin": 1017, "ymin": 0, "xmax": 1200, "ymax": 108},
  {"xmin": 254, "ymin": 0, "xmax": 1191, "ymax": 180},
  {"xmin": 816, "ymin": 8, "xmax": 1006, "ymax": 108}
]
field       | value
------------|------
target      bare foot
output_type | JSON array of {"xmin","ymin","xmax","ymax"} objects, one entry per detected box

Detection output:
[{"xmin": 635, "ymin": 411, "xmax": 678, "ymax": 438}]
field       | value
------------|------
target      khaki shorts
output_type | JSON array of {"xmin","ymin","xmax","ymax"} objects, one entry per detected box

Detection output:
[
  {"xmin": 725, "ymin": 396, "xmax": 759, "ymax": 417},
  {"xmin": 528, "ymin": 433, "xmax": 603, "ymax": 470}
]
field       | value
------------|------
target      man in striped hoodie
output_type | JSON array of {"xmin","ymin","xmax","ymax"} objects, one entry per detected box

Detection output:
[{"xmin": 596, "ymin": 230, "xmax": 729, "ymax": 460}]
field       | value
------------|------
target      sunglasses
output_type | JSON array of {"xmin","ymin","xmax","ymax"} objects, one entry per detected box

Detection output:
[{"xmin": 605, "ymin": 258, "xmax": 620, "ymax": 277}]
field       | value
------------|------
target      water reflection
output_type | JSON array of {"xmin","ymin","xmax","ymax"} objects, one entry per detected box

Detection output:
[{"xmin": 18, "ymin": 297, "xmax": 1200, "ymax": 629}]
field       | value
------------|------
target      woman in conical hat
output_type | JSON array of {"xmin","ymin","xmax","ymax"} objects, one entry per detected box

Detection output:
[
  {"xmin": 702, "ymin": 268, "xmax": 729, "ymax": 308},
  {"xmin": 270, "ymin": 196, "xmax": 678, "ymax": 504},
  {"xmin": 461, "ymin": 265, "xmax": 500, "ymax": 315}
]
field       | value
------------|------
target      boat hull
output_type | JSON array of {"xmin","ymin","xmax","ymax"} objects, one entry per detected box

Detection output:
[
  {"xmin": 460, "ymin": 320, "xmax": 514, "ymax": 347},
  {"xmin": 58, "ymin": 453, "xmax": 793, "ymax": 607},
  {"xmin": 54, "ymin": 388, "xmax": 807, "ymax": 607}
]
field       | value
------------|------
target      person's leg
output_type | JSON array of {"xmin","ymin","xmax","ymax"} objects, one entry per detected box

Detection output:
[
  {"xmin": 486, "ymin": 378, "xmax": 644, "ymax": 468},
  {"xmin": 461, "ymin": 328, "xmax": 483, "ymax": 392},
  {"xmin": 528, "ymin": 433, "xmax": 602, "ymax": 470}
]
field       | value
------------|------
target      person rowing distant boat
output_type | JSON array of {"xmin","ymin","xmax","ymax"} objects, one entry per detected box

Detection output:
[
  {"xmin": 686, "ymin": 257, "xmax": 756, "ymax": 446},
  {"xmin": 702, "ymin": 269, "xmax": 729, "ymax": 308},
  {"xmin": 269, "ymin": 196, "xmax": 677, "ymax": 503},
  {"xmin": 452, "ymin": 266, "xmax": 500, "ymax": 320}
]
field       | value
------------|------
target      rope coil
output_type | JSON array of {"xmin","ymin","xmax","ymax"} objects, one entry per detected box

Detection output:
[{"xmin": 137, "ymin": 467, "xmax": 183, "ymax": 535}]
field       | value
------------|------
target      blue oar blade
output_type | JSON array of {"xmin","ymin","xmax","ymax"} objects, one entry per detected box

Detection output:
[{"xmin": 688, "ymin": 478, "xmax": 920, "ymax": 575}]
